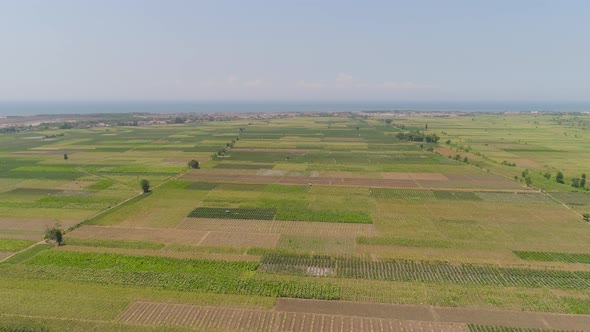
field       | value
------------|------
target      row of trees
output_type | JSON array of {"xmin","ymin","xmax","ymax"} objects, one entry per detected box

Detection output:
[{"xmin": 395, "ymin": 131, "xmax": 440, "ymax": 143}]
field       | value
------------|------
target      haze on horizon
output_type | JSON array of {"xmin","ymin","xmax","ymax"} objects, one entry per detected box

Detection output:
[{"xmin": 1, "ymin": 0, "xmax": 589, "ymax": 103}]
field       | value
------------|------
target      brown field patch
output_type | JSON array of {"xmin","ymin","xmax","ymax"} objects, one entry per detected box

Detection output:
[
  {"xmin": 409, "ymin": 173, "xmax": 449, "ymax": 181},
  {"xmin": 198, "ymin": 231, "xmax": 280, "ymax": 249},
  {"xmin": 231, "ymin": 148, "xmax": 308, "ymax": 153},
  {"xmin": 182, "ymin": 172, "xmax": 524, "ymax": 190},
  {"xmin": 177, "ymin": 219, "xmax": 379, "ymax": 238},
  {"xmin": 68, "ymin": 226, "xmax": 208, "ymax": 245},
  {"xmin": 118, "ymin": 301, "xmax": 468, "ymax": 332},
  {"xmin": 163, "ymin": 157, "xmax": 209, "ymax": 163},
  {"xmin": 275, "ymin": 299, "xmax": 590, "ymax": 331},
  {"xmin": 381, "ymin": 172, "xmax": 412, "ymax": 180},
  {"xmin": 513, "ymin": 158, "xmax": 543, "ymax": 169},
  {"xmin": 380, "ymin": 172, "xmax": 449, "ymax": 181},
  {"xmin": 55, "ymin": 245, "xmax": 260, "ymax": 262},
  {"xmin": 57, "ymin": 180, "xmax": 97, "ymax": 191},
  {"xmin": 0, "ymin": 218, "xmax": 78, "ymax": 232},
  {"xmin": 0, "ymin": 230, "xmax": 44, "ymax": 240},
  {"xmin": 0, "ymin": 252, "xmax": 12, "ymax": 260}
]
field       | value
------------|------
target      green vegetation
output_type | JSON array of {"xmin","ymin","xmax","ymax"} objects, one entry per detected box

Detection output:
[
  {"xmin": 468, "ymin": 326, "xmax": 570, "ymax": 332},
  {"xmin": 140, "ymin": 179, "xmax": 150, "ymax": 193},
  {"xmin": 259, "ymin": 253, "xmax": 590, "ymax": 289},
  {"xmin": 0, "ymin": 239, "xmax": 36, "ymax": 252},
  {"xmin": 3, "ymin": 244, "xmax": 52, "ymax": 264},
  {"xmin": 188, "ymin": 207, "xmax": 276, "ymax": 220},
  {"xmin": 1, "ymin": 113, "xmax": 590, "ymax": 329},
  {"xmin": 514, "ymin": 251, "xmax": 590, "ymax": 264},
  {"xmin": 65, "ymin": 238, "xmax": 166, "ymax": 250}
]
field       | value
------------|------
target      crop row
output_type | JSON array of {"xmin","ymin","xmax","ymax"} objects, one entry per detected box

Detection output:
[
  {"xmin": 369, "ymin": 189, "xmax": 435, "ymax": 200},
  {"xmin": 475, "ymin": 192, "xmax": 551, "ymax": 203},
  {"xmin": 369, "ymin": 188, "xmax": 482, "ymax": 201},
  {"xmin": 468, "ymin": 325, "xmax": 577, "ymax": 332},
  {"xmin": 186, "ymin": 206, "xmax": 372, "ymax": 223},
  {"xmin": 11, "ymin": 251, "xmax": 341, "ymax": 300},
  {"xmin": 188, "ymin": 207, "xmax": 276, "ymax": 220},
  {"xmin": 550, "ymin": 192, "xmax": 590, "ymax": 205},
  {"xmin": 275, "ymin": 209, "xmax": 372, "ymax": 224},
  {"xmin": 514, "ymin": 251, "xmax": 590, "ymax": 264},
  {"xmin": 259, "ymin": 254, "xmax": 590, "ymax": 290}
]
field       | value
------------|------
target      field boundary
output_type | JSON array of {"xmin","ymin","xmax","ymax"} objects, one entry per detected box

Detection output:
[{"xmin": 275, "ymin": 298, "xmax": 590, "ymax": 331}]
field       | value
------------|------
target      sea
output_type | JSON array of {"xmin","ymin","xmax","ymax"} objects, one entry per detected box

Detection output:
[{"xmin": 0, "ymin": 101, "xmax": 589, "ymax": 117}]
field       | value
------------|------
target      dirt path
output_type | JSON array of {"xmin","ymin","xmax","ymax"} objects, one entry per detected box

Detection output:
[{"xmin": 275, "ymin": 298, "xmax": 590, "ymax": 331}]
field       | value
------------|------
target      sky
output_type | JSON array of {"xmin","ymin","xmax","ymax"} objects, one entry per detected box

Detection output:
[{"xmin": 0, "ymin": 0, "xmax": 589, "ymax": 102}]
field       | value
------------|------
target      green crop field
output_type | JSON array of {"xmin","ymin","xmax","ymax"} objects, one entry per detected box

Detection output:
[{"xmin": 1, "ymin": 112, "xmax": 590, "ymax": 331}]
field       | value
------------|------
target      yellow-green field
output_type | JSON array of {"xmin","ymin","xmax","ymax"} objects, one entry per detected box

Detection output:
[{"xmin": 1, "ymin": 113, "xmax": 590, "ymax": 331}]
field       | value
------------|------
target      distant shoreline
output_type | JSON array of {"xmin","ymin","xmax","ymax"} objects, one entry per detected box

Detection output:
[{"xmin": 1, "ymin": 101, "xmax": 589, "ymax": 117}]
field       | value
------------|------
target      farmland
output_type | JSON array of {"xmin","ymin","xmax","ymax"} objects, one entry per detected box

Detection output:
[{"xmin": 1, "ymin": 112, "xmax": 590, "ymax": 331}]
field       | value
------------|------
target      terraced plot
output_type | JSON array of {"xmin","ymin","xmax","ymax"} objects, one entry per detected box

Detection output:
[
  {"xmin": 177, "ymin": 218, "xmax": 379, "ymax": 238},
  {"xmin": 259, "ymin": 254, "xmax": 590, "ymax": 290},
  {"xmin": 118, "ymin": 301, "xmax": 468, "ymax": 332}
]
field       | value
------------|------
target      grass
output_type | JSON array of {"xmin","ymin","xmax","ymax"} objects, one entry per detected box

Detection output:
[
  {"xmin": 65, "ymin": 238, "xmax": 166, "ymax": 250},
  {"xmin": 3, "ymin": 244, "xmax": 52, "ymax": 264},
  {"xmin": 0, "ymin": 239, "xmax": 37, "ymax": 252},
  {"xmin": 514, "ymin": 251, "xmax": 590, "ymax": 264},
  {"xmin": 275, "ymin": 209, "xmax": 372, "ymax": 223},
  {"xmin": 2, "ymin": 114, "xmax": 590, "ymax": 325}
]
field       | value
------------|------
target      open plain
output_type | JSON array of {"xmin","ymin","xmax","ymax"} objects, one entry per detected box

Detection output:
[{"xmin": 1, "ymin": 112, "xmax": 590, "ymax": 331}]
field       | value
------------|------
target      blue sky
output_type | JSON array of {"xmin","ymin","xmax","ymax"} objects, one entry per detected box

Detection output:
[{"xmin": 1, "ymin": 0, "xmax": 589, "ymax": 102}]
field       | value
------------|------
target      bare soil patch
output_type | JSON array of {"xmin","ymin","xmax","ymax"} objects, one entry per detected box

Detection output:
[
  {"xmin": 382, "ymin": 172, "xmax": 448, "ymax": 181},
  {"xmin": 198, "ymin": 231, "xmax": 280, "ymax": 249},
  {"xmin": 183, "ymin": 172, "xmax": 524, "ymax": 190},
  {"xmin": 513, "ymin": 158, "xmax": 543, "ymax": 169},
  {"xmin": 177, "ymin": 218, "xmax": 379, "ymax": 238},
  {"xmin": 68, "ymin": 226, "xmax": 208, "ymax": 245},
  {"xmin": 118, "ymin": 301, "xmax": 468, "ymax": 332},
  {"xmin": 57, "ymin": 180, "xmax": 97, "ymax": 191},
  {"xmin": 275, "ymin": 299, "xmax": 590, "ymax": 331},
  {"xmin": 0, "ymin": 218, "xmax": 78, "ymax": 232},
  {"xmin": 232, "ymin": 148, "xmax": 308, "ymax": 153}
]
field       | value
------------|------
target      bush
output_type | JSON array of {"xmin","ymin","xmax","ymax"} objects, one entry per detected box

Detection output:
[
  {"xmin": 583, "ymin": 213, "xmax": 590, "ymax": 222},
  {"xmin": 556, "ymin": 171, "xmax": 565, "ymax": 184},
  {"xmin": 140, "ymin": 179, "xmax": 150, "ymax": 193},
  {"xmin": 44, "ymin": 224, "xmax": 63, "ymax": 246}
]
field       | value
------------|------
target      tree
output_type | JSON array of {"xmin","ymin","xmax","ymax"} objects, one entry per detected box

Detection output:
[
  {"xmin": 572, "ymin": 178, "xmax": 582, "ymax": 188},
  {"xmin": 44, "ymin": 223, "xmax": 64, "ymax": 246},
  {"xmin": 140, "ymin": 179, "xmax": 150, "ymax": 193},
  {"xmin": 581, "ymin": 174, "xmax": 587, "ymax": 188},
  {"xmin": 583, "ymin": 213, "xmax": 590, "ymax": 222},
  {"xmin": 63, "ymin": 153, "xmax": 68, "ymax": 160},
  {"xmin": 525, "ymin": 176, "xmax": 533, "ymax": 187},
  {"xmin": 188, "ymin": 159, "xmax": 200, "ymax": 169},
  {"xmin": 556, "ymin": 171, "xmax": 565, "ymax": 184}
]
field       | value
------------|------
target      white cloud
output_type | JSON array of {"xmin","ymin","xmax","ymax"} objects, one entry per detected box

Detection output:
[
  {"xmin": 297, "ymin": 80, "xmax": 327, "ymax": 89},
  {"xmin": 243, "ymin": 79, "xmax": 262, "ymax": 87},
  {"xmin": 379, "ymin": 81, "xmax": 433, "ymax": 89},
  {"xmin": 227, "ymin": 75, "xmax": 239, "ymax": 85},
  {"xmin": 335, "ymin": 73, "xmax": 353, "ymax": 84}
]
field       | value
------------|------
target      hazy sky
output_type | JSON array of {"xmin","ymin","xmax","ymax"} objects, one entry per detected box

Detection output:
[{"xmin": 1, "ymin": 0, "xmax": 589, "ymax": 102}]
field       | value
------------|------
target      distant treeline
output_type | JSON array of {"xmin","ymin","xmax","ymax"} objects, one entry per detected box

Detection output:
[{"xmin": 395, "ymin": 131, "xmax": 440, "ymax": 143}]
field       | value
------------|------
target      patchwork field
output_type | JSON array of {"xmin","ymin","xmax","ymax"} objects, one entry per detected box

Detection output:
[{"xmin": 1, "ymin": 113, "xmax": 590, "ymax": 331}]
